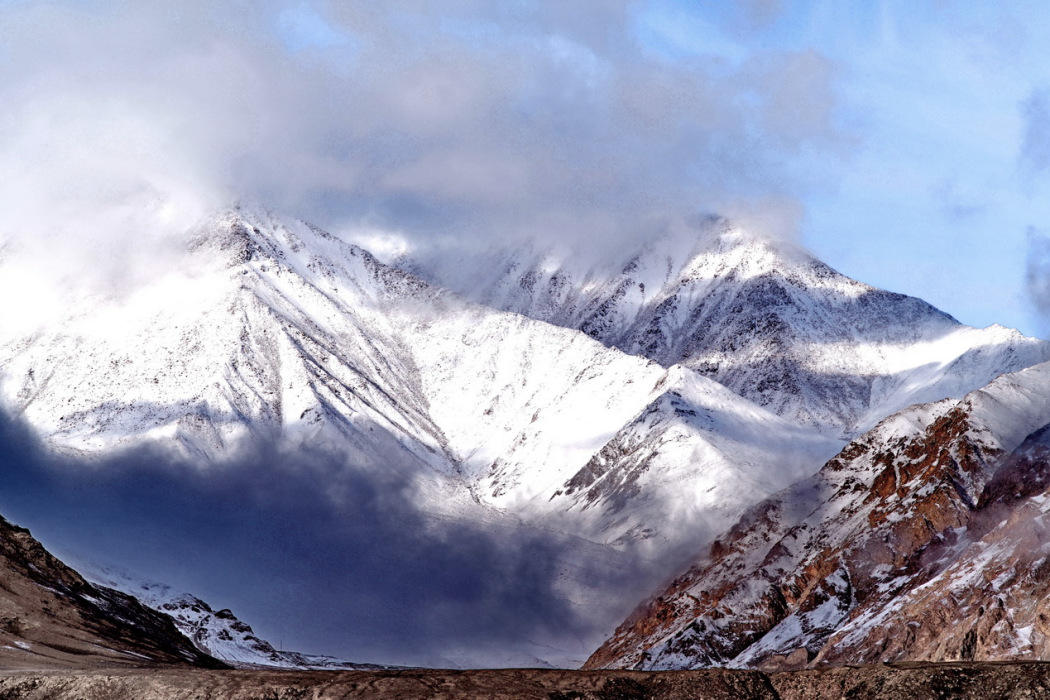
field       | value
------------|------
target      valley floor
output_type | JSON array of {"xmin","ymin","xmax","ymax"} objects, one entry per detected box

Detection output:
[{"xmin": 0, "ymin": 663, "xmax": 1049, "ymax": 699}]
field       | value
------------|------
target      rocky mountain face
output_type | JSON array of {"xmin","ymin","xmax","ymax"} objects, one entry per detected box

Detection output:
[
  {"xmin": 585, "ymin": 361, "xmax": 1050, "ymax": 671},
  {"xmin": 399, "ymin": 221, "xmax": 1050, "ymax": 439},
  {"xmin": 0, "ymin": 515, "xmax": 222, "ymax": 669},
  {"xmin": 815, "ymin": 420, "xmax": 1050, "ymax": 665}
]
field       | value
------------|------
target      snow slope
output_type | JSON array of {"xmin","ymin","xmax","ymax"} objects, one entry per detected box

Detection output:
[
  {"xmin": 398, "ymin": 220, "xmax": 1050, "ymax": 439},
  {"xmin": 0, "ymin": 211, "xmax": 454, "ymax": 479},
  {"xmin": 520, "ymin": 365, "xmax": 841, "ymax": 556}
]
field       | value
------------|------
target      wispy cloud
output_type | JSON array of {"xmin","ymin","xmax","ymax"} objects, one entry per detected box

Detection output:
[{"xmin": 1020, "ymin": 88, "xmax": 1050, "ymax": 180}]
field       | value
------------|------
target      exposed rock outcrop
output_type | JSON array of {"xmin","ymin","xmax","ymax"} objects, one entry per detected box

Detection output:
[{"xmin": 587, "ymin": 361, "xmax": 1050, "ymax": 670}]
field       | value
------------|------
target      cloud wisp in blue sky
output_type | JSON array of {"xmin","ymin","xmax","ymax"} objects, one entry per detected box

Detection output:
[{"xmin": 1, "ymin": 1, "xmax": 1048, "ymax": 325}]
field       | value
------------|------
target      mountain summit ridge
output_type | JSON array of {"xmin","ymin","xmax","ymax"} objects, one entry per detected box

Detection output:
[{"xmin": 397, "ymin": 221, "xmax": 1050, "ymax": 439}]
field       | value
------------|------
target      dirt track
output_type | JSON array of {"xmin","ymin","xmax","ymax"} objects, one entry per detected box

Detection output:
[{"xmin": 1, "ymin": 662, "xmax": 1049, "ymax": 699}]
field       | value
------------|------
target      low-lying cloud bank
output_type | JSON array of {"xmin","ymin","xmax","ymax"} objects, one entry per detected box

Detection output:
[{"xmin": 0, "ymin": 407, "xmax": 649, "ymax": 667}]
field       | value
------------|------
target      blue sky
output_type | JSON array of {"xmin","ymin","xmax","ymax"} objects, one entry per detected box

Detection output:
[{"xmin": 3, "ymin": 1, "xmax": 1050, "ymax": 334}]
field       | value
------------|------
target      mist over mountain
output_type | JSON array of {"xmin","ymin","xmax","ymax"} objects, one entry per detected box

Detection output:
[{"xmin": 0, "ymin": 398, "xmax": 644, "ymax": 668}]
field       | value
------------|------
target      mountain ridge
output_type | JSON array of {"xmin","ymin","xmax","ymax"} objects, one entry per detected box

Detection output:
[
  {"xmin": 0, "ymin": 514, "xmax": 223, "ymax": 669},
  {"xmin": 396, "ymin": 221, "xmax": 1050, "ymax": 439}
]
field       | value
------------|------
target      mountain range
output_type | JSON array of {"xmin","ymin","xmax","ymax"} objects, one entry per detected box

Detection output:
[{"xmin": 1, "ymin": 206, "xmax": 1049, "ymax": 669}]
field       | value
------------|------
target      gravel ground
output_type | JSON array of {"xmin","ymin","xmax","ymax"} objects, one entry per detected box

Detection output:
[{"xmin": 1, "ymin": 662, "xmax": 1049, "ymax": 699}]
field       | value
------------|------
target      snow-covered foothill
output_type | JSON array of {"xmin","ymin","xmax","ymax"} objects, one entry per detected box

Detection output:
[{"xmin": 82, "ymin": 567, "xmax": 388, "ymax": 670}]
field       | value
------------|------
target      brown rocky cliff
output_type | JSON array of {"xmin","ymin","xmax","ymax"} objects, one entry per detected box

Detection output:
[
  {"xmin": 0, "ymin": 515, "xmax": 226, "ymax": 669},
  {"xmin": 817, "ymin": 428, "xmax": 1050, "ymax": 665}
]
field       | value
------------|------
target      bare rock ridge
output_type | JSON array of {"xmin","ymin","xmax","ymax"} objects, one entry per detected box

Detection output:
[
  {"xmin": 586, "ymin": 361, "xmax": 1050, "ymax": 670},
  {"xmin": 0, "ymin": 514, "xmax": 223, "ymax": 669},
  {"xmin": 815, "ymin": 422, "xmax": 1050, "ymax": 665}
]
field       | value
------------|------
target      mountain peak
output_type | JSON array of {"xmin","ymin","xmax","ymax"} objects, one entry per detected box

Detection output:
[
  {"xmin": 395, "ymin": 220, "xmax": 1046, "ymax": 439},
  {"xmin": 186, "ymin": 207, "xmax": 365, "ymax": 271},
  {"xmin": 0, "ymin": 208, "xmax": 455, "ymax": 465}
]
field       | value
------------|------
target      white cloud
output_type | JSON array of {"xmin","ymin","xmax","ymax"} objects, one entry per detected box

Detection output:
[{"xmin": 0, "ymin": 0, "xmax": 847, "ymax": 297}]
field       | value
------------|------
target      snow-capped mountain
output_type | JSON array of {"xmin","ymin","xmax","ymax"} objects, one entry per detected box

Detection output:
[
  {"xmin": 1, "ymin": 211, "xmax": 454, "ymax": 474},
  {"xmin": 397, "ymin": 220, "xmax": 1050, "ymax": 439},
  {"xmin": 5, "ymin": 206, "xmax": 1050, "ymax": 668},
  {"xmin": 585, "ymin": 360, "xmax": 1050, "ymax": 670},
  {"xmin": 0, "ymin": 208, "xmax": 852, "ymax": 664},
  {"xmin": 0, "ymin": 209, "xmax": 840, "ymax": 557}
]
